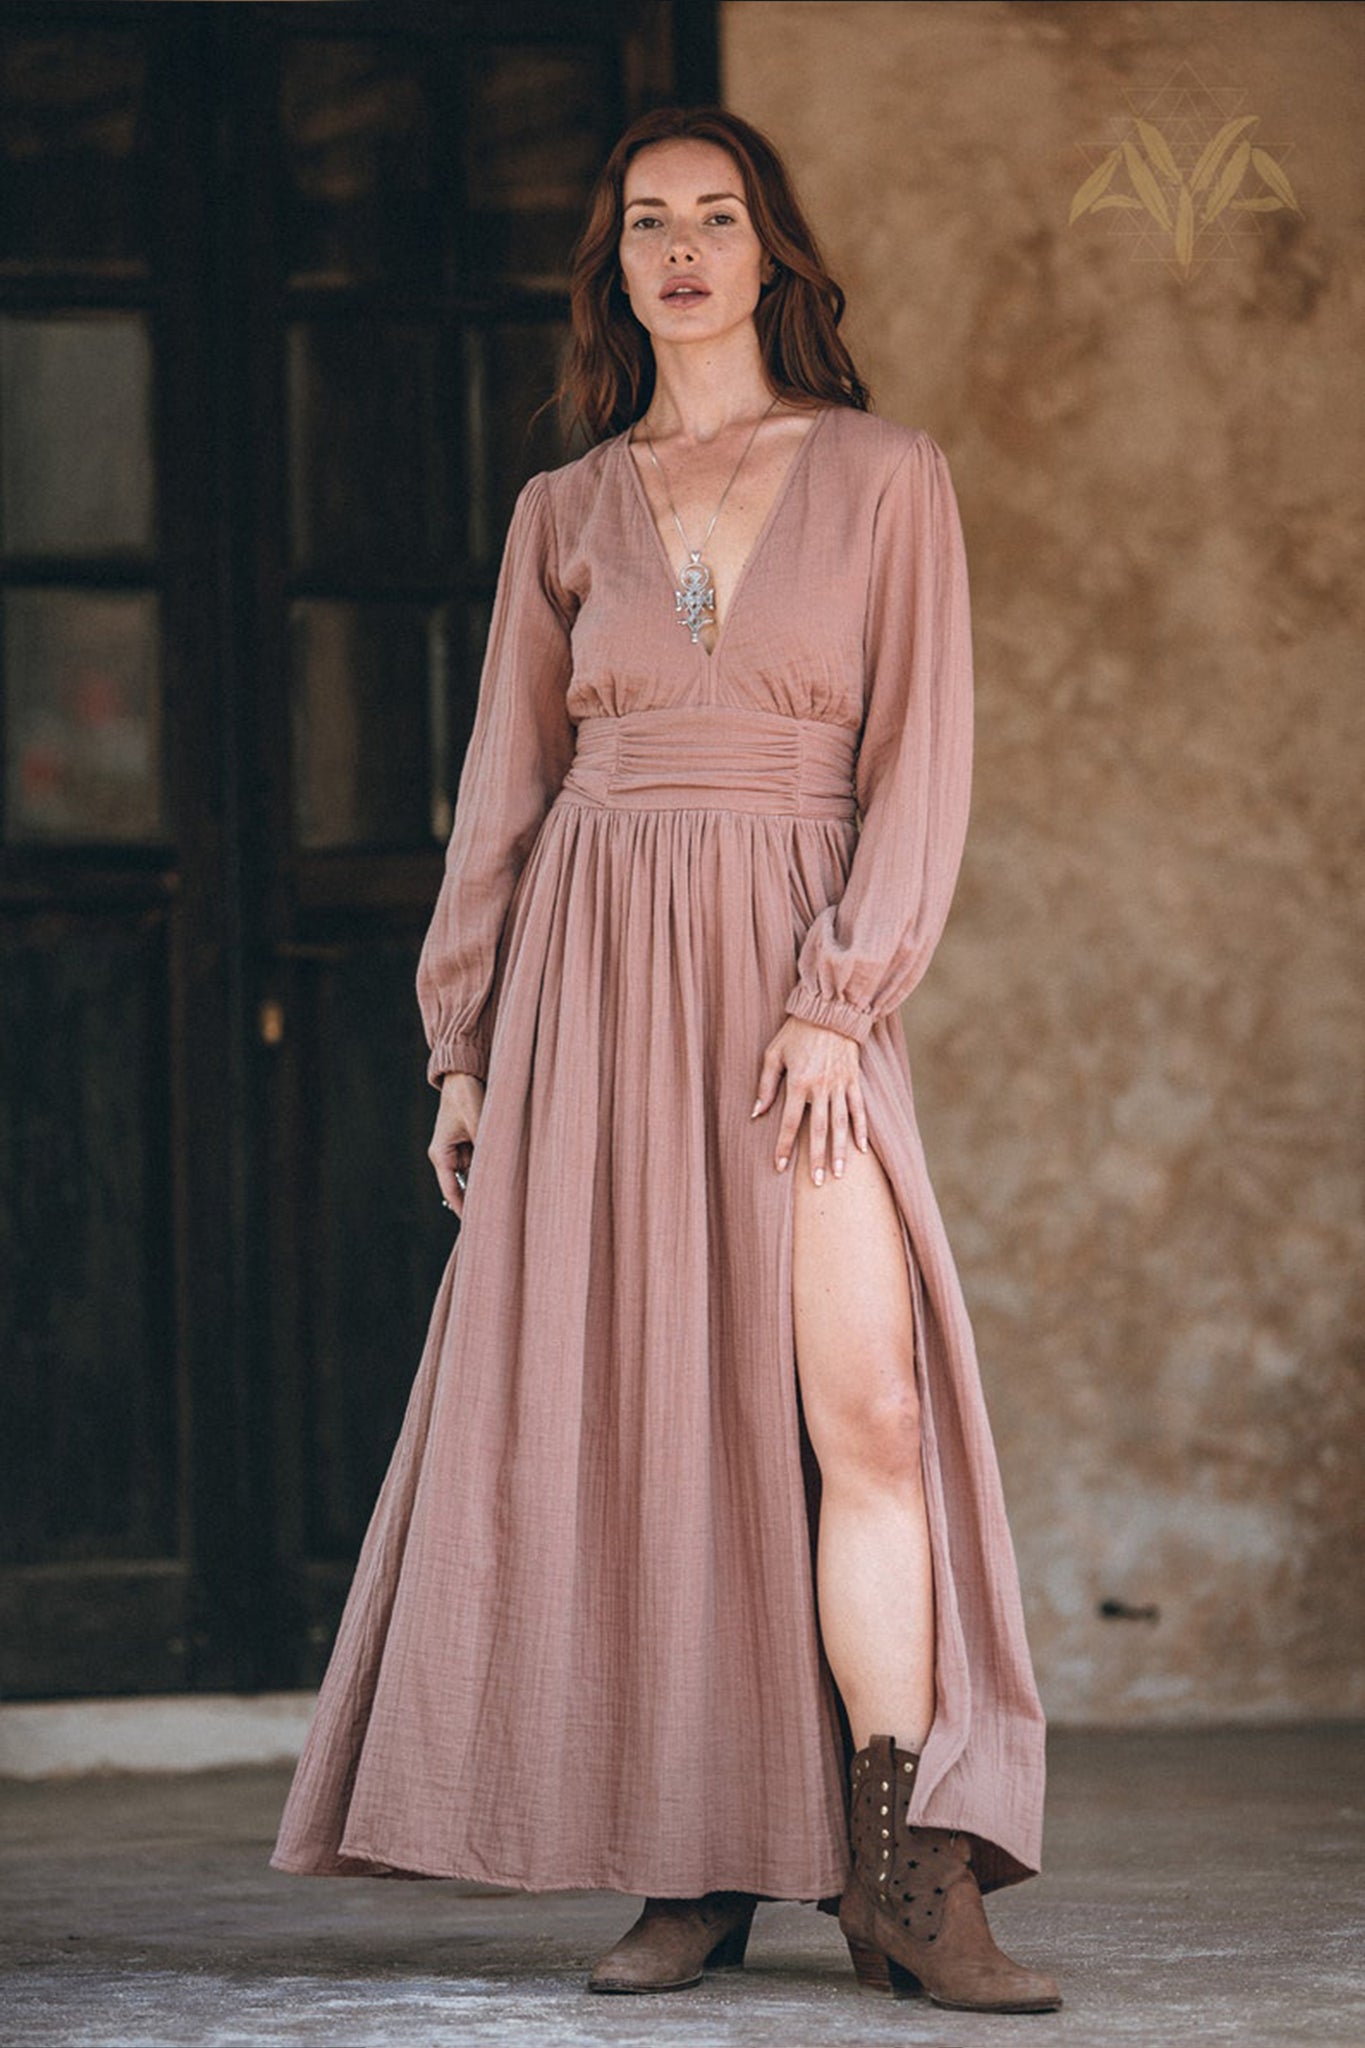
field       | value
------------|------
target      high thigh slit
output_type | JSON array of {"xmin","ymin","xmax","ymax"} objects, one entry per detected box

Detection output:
[{"xmin": 270, "ymin": 404, "xmax": 1048, "ymax": 1901}]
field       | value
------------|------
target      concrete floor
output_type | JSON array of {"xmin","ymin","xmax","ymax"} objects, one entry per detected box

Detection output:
[{"xmin": 1, "ymin": 1726, "xmax": 1361, "ymax": 2047}]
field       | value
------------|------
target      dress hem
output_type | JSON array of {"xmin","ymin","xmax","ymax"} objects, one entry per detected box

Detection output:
[{"xmin": 269, "ymin": 1843, "xmax": 851, "ymax": 1902}]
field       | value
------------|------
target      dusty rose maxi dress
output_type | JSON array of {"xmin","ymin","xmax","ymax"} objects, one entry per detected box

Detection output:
[{"xmin": 270, "ymin": 402, "xmax": 1047, "ymax": 1904}]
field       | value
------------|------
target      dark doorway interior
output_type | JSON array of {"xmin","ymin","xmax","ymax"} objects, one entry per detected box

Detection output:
[{"xmin": 0, "ymin": 0, "xmax": 717, "ymax": 1699}]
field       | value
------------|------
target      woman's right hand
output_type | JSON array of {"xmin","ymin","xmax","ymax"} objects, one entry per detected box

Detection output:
[{"xmin": 429, "ymin": 1071, "xmax": 484, "ymax": 1219}]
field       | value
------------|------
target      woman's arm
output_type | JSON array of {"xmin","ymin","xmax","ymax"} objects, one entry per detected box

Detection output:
[
  {"xmin": 782, "ymin": 430, "xmax": 974, "ymax": 1041},
  {"xmin": 416, "ymin": 470, "xmax": 576, "ymax": 1087}
]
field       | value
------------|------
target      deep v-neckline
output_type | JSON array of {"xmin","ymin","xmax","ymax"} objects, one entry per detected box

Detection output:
[{"xmin": 620, "ymin": 403, "xmax": 833, "ymax": 663}]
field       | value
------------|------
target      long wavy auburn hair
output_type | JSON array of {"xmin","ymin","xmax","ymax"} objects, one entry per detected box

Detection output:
[{"xmin": 540, "ymin": 104, "xmax": 873, "ymax": 447}]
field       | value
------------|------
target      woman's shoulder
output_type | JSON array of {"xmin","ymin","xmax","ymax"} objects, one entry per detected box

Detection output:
[
  {"xmin": 824, "ymin": 404, "xmax": 945, "ymax": 477},
  {"xmin": 492, "ymin": 435, "xmax": 619, "ymax": 553},
  {"xmin": 526, "ymin": 429, "xmax": 623, "ymax": 526}
]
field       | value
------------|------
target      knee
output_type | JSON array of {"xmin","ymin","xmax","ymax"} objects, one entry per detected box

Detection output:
[{"xmin": 812, "ymin": 1363, "xmax": 923, "ymax": 1491}]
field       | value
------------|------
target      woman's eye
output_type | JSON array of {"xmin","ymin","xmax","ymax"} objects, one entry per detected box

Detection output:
[{"xmin": 628, "ymin": 213, "xmax": 736, "ymax": 229}]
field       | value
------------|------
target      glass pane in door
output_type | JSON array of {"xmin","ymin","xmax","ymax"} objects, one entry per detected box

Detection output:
[
  {"xmin": 0, "ymin": 314, "xmax": 154, "ymax": 554},
  {"xmin": 3, "ymin": 588, "xmax": 163, "ymax": 842},
  {"xmin": 291, "ymin": 598, "xmax": 449, "ymax": 849},
  {"xmin": 463, "ymin": 319, "xmax": 576, "ymax": 563},
  {"xmin": 286, "ymin": 322, "xmax": 446, "ymax": 572},
  {"xmin": 278, "ymin": 38, "xmax": 436, "ymax": 289},
  {"xmin": 0, "ymin": 29, "xmax": 150, "ymax": 275},
  {"xmin": 453, "ymin": 596, "xmax": 492, "ymax": 783},
  {"xmin": 464, "ymin": 44, "xmax": 611, "ymax": 286}
]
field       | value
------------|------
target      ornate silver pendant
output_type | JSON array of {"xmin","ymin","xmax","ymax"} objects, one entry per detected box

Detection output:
[{"xmin": 675, "ymin": 552, "xmax": 716, "ymax": 642}]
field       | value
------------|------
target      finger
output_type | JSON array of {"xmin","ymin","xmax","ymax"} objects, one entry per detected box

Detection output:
[
  {"xmin": 808, "ymin": 1093, "xmax": 829, "ymax": 1184},
  {"xmin": 751, "ymin": 1047, "xmax": 781, "ymax": 1117},
  {"xmin": 429, "ymin": 1141, "xmax": 467, "ymax": 1218},
  {"xmin": 849, "ymin": 1075, "xmax": 870, "ymax": 1153},
  {"xmin": 831, "ymin": 1090, "xmax": 850, "ymax": 1179},
  {"xmin": 774, "ymin": 1091, "xmax": 806, "ymax": 1173}
]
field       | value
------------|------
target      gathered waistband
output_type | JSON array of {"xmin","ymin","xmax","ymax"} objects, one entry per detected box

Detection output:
[{"xmin": 554, "ymin": 707, "xmax": 859, "ymax": 818}]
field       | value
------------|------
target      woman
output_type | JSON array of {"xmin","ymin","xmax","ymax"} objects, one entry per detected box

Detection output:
[{"xmin": 271, "ymin": 104, "xmax": 1060, "ymax": 2016}]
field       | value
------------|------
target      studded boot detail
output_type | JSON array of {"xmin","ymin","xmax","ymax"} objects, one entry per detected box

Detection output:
[
  {"xmin": 839, "ymin": 1735, "xmax": 1062, "ymax": 2013},
  {"xmin": 586, "ymin": 1891, "xmax": 758, "ymax": 1994}
]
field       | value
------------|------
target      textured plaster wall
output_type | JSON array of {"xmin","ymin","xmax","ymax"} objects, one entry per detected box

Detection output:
[{"xmin": 722, "ymin": 1, "xmax": 1364, "ymax": 1723}]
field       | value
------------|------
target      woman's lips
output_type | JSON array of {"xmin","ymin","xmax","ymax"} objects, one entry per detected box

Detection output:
[{"xmin": 660, "ymin": 283, "xmax": 710, "ymax": 301}]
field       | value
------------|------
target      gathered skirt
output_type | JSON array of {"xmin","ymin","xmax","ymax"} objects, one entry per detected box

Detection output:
[{"xmin": 270, "ymin": 705, "xmax": 1044, "ymax": 1900}]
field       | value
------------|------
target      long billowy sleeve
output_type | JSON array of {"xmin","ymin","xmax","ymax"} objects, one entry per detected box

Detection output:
[
  {"xmin": 417, "ymin": 470, "xmax": 576, "ymax": 1087},
  {"xmin": 783, "ymin": 430, "xmax": 974, "ymax": 1043}
]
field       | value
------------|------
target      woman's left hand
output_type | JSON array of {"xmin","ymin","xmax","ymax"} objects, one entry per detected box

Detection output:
[{"xmin": 751, "ymin": 1017, "xmax": 869, "ymax": 1184}]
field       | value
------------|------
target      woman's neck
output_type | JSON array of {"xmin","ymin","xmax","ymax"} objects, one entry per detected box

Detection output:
[{"xmin": 638, "ymin": 340, "xmax": 789, "ymax": 447}]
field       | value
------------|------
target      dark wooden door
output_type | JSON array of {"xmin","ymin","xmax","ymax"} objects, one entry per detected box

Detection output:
[{"xmin": 0, "ymin": 0, "xmax": 717, "ymax": 1699}]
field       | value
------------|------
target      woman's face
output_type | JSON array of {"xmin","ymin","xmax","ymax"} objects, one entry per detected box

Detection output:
[{"xmin": 618, "ymin": 138, "xmax": 774, "ymax": 348}]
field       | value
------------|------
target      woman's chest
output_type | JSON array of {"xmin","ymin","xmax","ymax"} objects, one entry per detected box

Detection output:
[
  {"xmin": 624, "ymin": 423, "xmax": 817, "ymax": 655},
  {"xmin": 558, "ymin": 441, "xmax": 873, "ymax": 719}
]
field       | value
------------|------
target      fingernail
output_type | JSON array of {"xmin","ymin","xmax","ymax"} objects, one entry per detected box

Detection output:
[
  {"xmin": 814, "ymin": 1168, "xmax": 824, "ymax": 1186},
  {"xmin": 834, "ymin": 1159, "xmax": 844, "ymax": 1178},
  {"xmin": 751, "ymin": 1100, "xmax": 762, "ymax": 1117},
  {"xmin": 776, "ymin": 1155, "xmax": 788, "ymax": 1172}
]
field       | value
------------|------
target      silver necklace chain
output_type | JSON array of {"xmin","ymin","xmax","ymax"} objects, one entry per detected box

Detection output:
[{"xmin": 632, "ymin": 395, "xmax": 781, "ymax": 642}]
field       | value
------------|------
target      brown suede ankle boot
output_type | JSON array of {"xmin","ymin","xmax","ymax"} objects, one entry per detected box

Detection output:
[
  {"xmin": 839, "ymin": 1735, "xmax": 1062, "ymax": 2013},
  {"xmin": 587, "ymin": 1891, "xmax": 758, "ymax": 1993}
]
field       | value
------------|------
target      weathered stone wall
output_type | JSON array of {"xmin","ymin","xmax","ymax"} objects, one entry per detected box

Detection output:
[{"xmin": 723, "ymin": 0, "xmax": 1364, "ymax": 1722}]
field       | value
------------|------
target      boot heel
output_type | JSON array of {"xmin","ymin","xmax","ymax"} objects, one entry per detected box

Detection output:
[
  {"xmin": 846, "ymin": 1938, "xmax": 892, "ymax": 1994},
  {"xmin": 705, "ymin": 1910, "xmax": 754, "ymax": 1969},
  {"xmin": 846, "ymin": 1937, "xmax": 921, "ymax": 1999}
]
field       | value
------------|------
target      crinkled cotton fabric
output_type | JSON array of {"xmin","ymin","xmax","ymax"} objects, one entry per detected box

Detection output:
[{"xmin": 270, "ymin": 403, "xmax": 1047, "ymax": 1902}]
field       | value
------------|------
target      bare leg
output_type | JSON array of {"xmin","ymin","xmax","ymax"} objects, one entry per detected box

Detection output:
[{"xmin": 790, "ymin": 1118, "xmax": 935, "ymax": 1753}]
